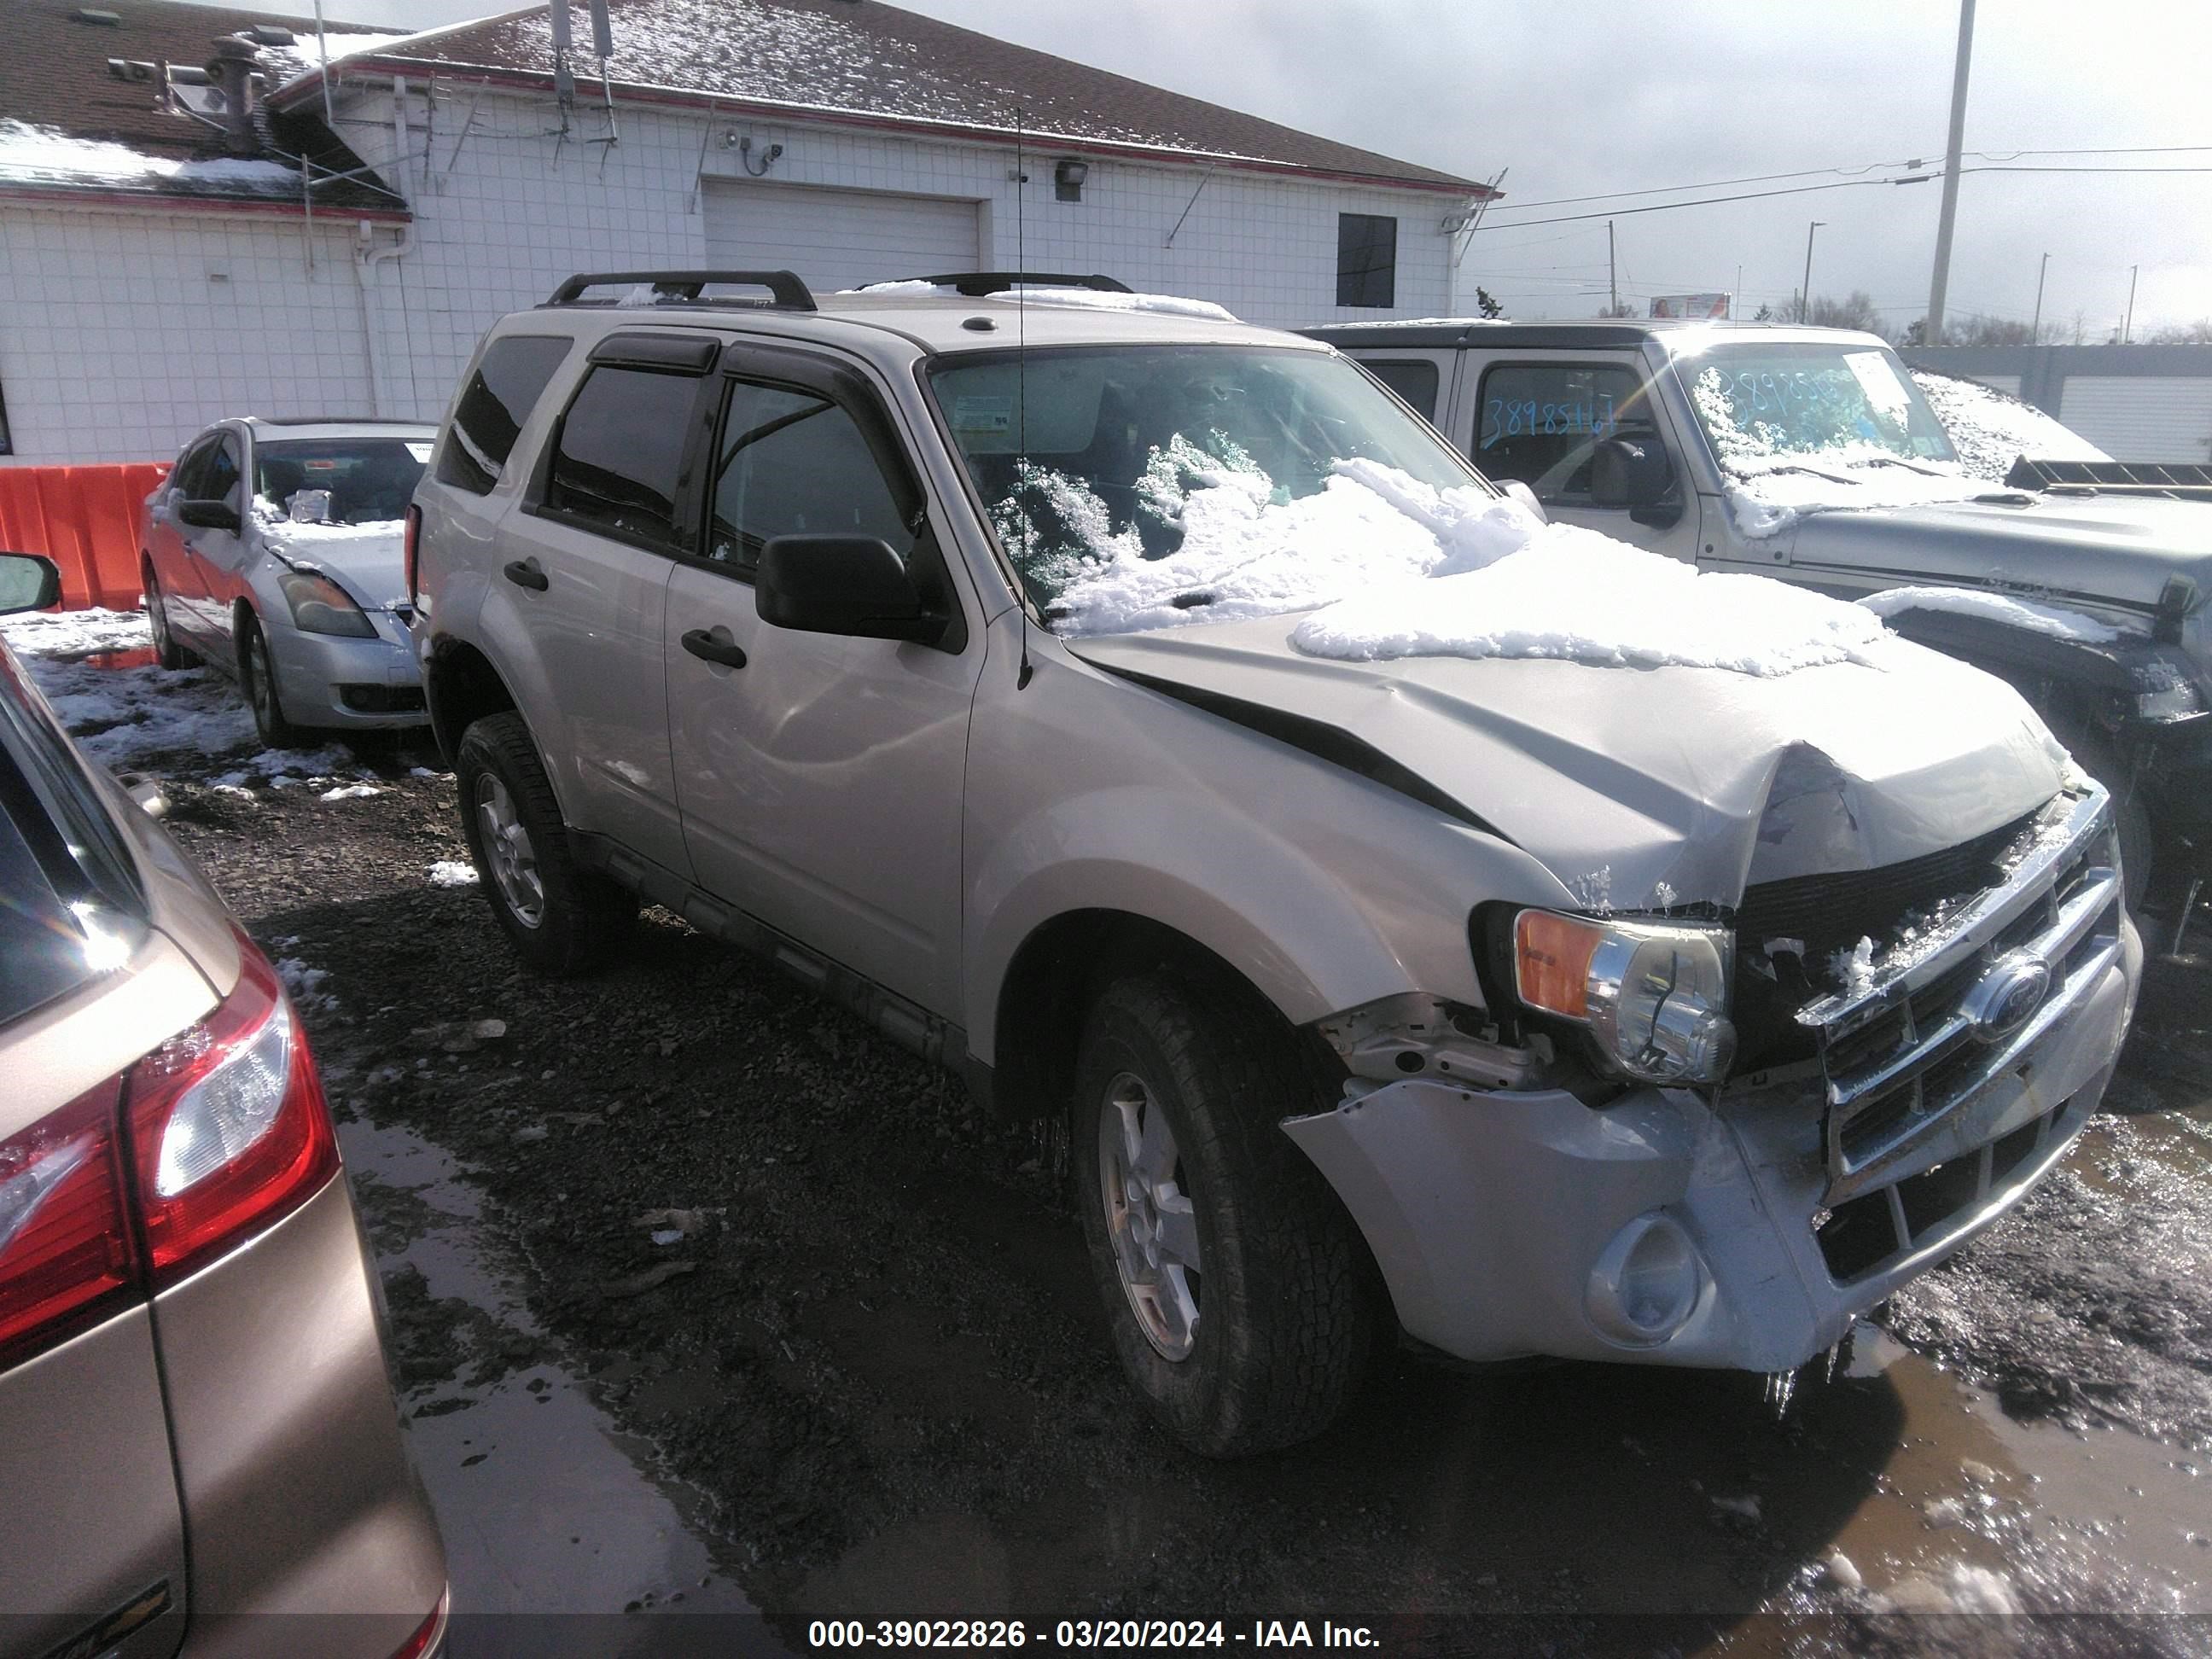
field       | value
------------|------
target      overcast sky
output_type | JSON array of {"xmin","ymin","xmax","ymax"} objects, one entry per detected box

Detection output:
[{"xmin": 212, "ymin": 0, "xmax": 2212, "ymax": 335}]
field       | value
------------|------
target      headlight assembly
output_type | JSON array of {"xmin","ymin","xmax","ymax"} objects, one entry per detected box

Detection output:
[
  {"xmin": 276, "ymin": 568, "xmax": 376, "ymax": 638},
  {"xmin": 1513, "ymin": 910, "xmax": 1736, "ymax": 1085}
]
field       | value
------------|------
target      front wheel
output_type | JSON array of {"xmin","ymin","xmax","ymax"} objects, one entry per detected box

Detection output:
[
  {"xmin": 455, "ymin": 711, "xmax": 636, "ymax": 975},
  {"xmin": 1071, "ymin": 970, "xmax": 1378, "ymax": 1458},
  {"xmin": 237, "ymin": 612, "xmax": 304, "ymax": 748}
]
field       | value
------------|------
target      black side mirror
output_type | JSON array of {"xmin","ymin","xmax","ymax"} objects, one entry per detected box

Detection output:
[
  {"xmin": 755, "ymin": 535, "xmax": 946, "ymax": 646},
  {"xmin": 0, "ymin": 552, "xmax": 61, "ymax": 615},
  {"xmin": 1589, "ymin": 437, "xmax": 1672, "ymax": 509},
  {"xmin": 177, "ymin": 499, "xmax": 242, "ymax": 532}
]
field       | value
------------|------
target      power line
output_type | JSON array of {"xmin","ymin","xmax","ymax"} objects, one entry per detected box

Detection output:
[
  {"xmin": 1963, "ymin": 143, "xmax": 2212, "ymax": 160},
  {"xmin": 1471, "ymin": 175, "xmax": 1916, "ymax": 231},
  {"xmin": 1476, "ymin": 156, "xmax": 1928, "ymax": 215},
  {"xmin": 1958, "ymin": 164, "xmax": 2212, "ymax": 175}
]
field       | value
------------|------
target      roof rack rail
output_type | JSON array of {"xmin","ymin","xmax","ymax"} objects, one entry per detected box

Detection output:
[
  {"xmin": 543, "ymin": 271, "xmax": 817, "ymax": 311},
  {"xmin": 907, "ymin": 271, "xmax": 1133, "ymax": 297},
  {"xmin": 2005, "ymin": 457, "xmax": 2212, "ymax": 501}
]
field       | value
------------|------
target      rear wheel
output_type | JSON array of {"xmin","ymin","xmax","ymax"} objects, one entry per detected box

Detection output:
[
  {"xmin": 143, "ymin": 562, "xmax": 194, "ymax": 670},
  {"xmin": 1070, "ymin": 969, "xmax": 1378, "ymax": 1457},
  {"xmin": 237, "ymin": 612, "xmax": 303, "ymax": 748},
  {"xmin": 456, "ymin": 711, "xmax": 635, "ymax": 975}
]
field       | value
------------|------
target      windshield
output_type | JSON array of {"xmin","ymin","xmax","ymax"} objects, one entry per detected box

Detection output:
[
  {"xmin": 255, "ymin": 436, "xmax": 428, "ymax": 526},
  {"xmin": 1679, "ymin": 342, "xmax": 1956, "ymax": 469},
  {"xmin": 928, "ymin": 346, "xmax": 1485, "ymax": 635}
]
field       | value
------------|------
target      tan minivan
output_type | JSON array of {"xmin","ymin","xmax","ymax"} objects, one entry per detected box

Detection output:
[{"xmin": 0, "ymin": 553, "xmax": 448, "ymax": 1658}]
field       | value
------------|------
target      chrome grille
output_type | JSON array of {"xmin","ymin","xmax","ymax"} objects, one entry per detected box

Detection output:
[{"xmin": 1793, "ymin": 788, "xmax": 2122, "ymax": 1220}]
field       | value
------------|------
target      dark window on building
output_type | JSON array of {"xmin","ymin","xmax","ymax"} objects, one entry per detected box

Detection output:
[
  {"xmin": 1362, "ymin": 358, "xmax": 1440, "ymax": 421},
  {"xmin": 707, "ymin": 379, "xmax": 917, "ymax": 575},
  {"xmin": 544, "ymin": 366, "xmax": 700, "ymax": 547},
  {"xmin": 439, "ymin": 334, "xmax": 573, "ymax": 496},
  {"xmin": 1336, "ymin": 213, "xmax": 1397, "ymax": 308},
  {"xmin": 1476, "ymin": 361, "xmax": 1655, "ymax": 502}
]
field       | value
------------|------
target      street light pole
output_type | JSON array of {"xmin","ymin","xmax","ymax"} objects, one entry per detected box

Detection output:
[
  {"xmin": 2030, "ymin": 251, "xmax": 2049, "ymax": 341},
  {"xmin": 1926, "ymin": 0, "xmax": 1977, "ymax": 341},
  {"xmin": 2124, "ymin": 265, "xmax": 2139, "ymax": 343},
  {"xmin": 1801, "ymin": 221, "xmax": 1825, "ymax": 323},
  {"xmin": 1608, "ymin": 220, "xmax": 1616, "ymax": 315}
]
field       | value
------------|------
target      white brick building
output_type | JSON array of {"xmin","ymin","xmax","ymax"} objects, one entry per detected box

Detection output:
[{"xmin": 2, "ymin": 0, "xmax": 1493, "ymax": 464}]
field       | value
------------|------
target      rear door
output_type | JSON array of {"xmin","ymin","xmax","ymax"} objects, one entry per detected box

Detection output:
[
  {"xmin": 663, "ymin": 341, "xmax": 981, "ymax": 1017},
  {"xmin": 0, "ymin": 646, "xmax": 193, "ymax": 1659},
  {"xmin": 499, "ymin": 333, "xmax": 715, "ymax": 876}
]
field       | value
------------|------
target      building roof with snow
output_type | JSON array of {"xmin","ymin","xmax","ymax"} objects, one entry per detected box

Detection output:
[
  {"xmin": 282, "ymin": 0, "xmax": 1489, "ymax": 195},
  {"xmin": 1, "ymin": 0, "xmax": 405, "ymax": 216}
]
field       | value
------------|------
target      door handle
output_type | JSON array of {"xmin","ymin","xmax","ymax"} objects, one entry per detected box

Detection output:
[
  {"xmin": 504, "ymin": 559, "xmax": 549, "ymax": 591},
  {"xmin": 681, "ymin": 628, "xmax": 748, "ymax": 669}
]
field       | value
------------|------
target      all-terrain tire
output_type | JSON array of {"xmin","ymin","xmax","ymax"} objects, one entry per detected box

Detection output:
[
  {"xmin": 143, "ymin": 562, "xmax": 195, "ymax": 670},
  {"xmin": 1071, "ymin": 969, "xmax": 1379, "ymax": 1458},
  {"xmin": 237, "ymin": 610, "xmax": 304, "ymax": 748},
  {"xmin": 456, "ymin": 710, "xmax": 636, "ymax": 975}
]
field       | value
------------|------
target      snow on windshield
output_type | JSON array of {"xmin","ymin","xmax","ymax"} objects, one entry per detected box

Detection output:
[
  {"xmin": 1907, "ymin": 370, "xmax": 2108, "ymax": 481},
  {"xmin": 1684, "ymin": 345, "xmax": 2001, "ymax": 537}
]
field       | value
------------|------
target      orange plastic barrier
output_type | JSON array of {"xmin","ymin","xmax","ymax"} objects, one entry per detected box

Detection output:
[{"xmin": 0, "ymin": 462, "xmax": 172, "ymax": 611}]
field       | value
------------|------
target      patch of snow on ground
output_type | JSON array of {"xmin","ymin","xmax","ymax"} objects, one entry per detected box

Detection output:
[
  {"xmin": 275, "ymin": 957, "xmax": 336, "ymax": 1016},
  {"xmin": 318, "ymin": 783, "xmax": 383, "ymax": 801},
  {"xmin": 428, "ymin": 860, "xmax": 480, "ymax": 888},
  {"xmin": 1860, "ymin": 585, "xmax": 2123, "ymax": 643},
  {"xmin": 0, "ymin": 606, "xmax": 148, "ymax": 658},
  {"xmin": 0, "ymin": 121, "xmax": 299, "ymax": 195},
  {"xmin": 1909, "ymin": 369, "xmax": 2108, "ymax": 482}
]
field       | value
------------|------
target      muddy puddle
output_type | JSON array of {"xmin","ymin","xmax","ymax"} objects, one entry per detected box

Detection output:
[{"xmin": 333, "ymin": 1109, "xmax": 779, "ymax": 1653}]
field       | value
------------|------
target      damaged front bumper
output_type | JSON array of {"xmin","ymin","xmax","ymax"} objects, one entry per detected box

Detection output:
[{"xmin": 1284, "ymin": 789, "xmax": 2142, "ymax": 1373}]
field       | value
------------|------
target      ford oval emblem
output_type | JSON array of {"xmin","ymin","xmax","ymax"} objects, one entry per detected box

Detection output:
[{"xmin": 1965, "ymin": 953, "xmax": 2052, "ymax": 1045}]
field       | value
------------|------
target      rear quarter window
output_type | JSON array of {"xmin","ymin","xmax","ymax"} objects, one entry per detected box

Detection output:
[{"xmin": 438, "ymin": 335, "xmax": 574, "ymax": 496}]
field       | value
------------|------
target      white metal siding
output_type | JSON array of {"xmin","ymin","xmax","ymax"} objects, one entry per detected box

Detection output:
[
  {"xmin": 702, "ymin": 180, "xmax": 980, "ymax": 295},
  {"xmin": 2057, "ymin": 375, "xmax": 2212, "ymax": 464}
]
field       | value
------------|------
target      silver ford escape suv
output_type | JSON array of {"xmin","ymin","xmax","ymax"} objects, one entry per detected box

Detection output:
[
  {"xmin": 0, "ymin": 554, "xmax": 448, "ymax": 1656},
  {"xmin": 408, "ymin": 271, "xmax": 2141, "ymax": 1458}
]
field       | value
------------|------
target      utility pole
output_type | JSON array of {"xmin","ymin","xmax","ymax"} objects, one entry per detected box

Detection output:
[
  {"xmin": 2123, "ymin": 264, "xmax": 2139, "ymax": 343},
  {"xmin": 1608, "ymin": 220, "xmax": 1616, "ymax": 315},
  {"xmin": 2030, "ymin": 251, "xmax": 2049, "ymax": 341},
  {"xmin": 1926, "ymin": 0, "xmax": 1976, "ymax": 341},
  {"xmin": 1801, "ymin": 221, "xmax": 1825, "ymax": 323}
]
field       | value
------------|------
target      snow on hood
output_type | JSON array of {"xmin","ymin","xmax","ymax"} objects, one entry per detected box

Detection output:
[
  {"xmin": 1859, "ymin": 585, "xmax": 2124, "ymax": 643},
  {"xmin": 1908, "ymin": 370, "xmax": 2108, "ymax": 482},
  {"xmin": 1721, "ymin": 449, "xmax": 2009, "ymax": 539},
  {"xmin": 255, "ymin": 508, "xmax": 410, "ymax": 609},
  {"xmin": 848, "ymin": 281, "xmax": 1236, "ymax": 321},
  {"xmin": 1045, "ymin": 459, "xmax": 1896, "ymax": 678}
]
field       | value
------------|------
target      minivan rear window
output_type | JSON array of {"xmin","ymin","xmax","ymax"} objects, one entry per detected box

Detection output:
[{"xmin": 439, "ymin": 335, "xmax": 573, "ymax": 496}]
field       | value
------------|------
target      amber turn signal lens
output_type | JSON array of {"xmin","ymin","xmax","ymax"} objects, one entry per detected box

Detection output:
[{"xmin": 1514, "ymin": 909, "xmax": 1602, "ymax": 1020}]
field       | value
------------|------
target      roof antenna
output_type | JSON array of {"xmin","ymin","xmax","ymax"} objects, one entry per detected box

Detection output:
[{"xmin": 1014, "ymin": 102, "xmax": 1034, "ymax": 690}]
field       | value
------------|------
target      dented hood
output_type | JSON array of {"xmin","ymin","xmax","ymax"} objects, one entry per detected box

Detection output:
[{"xmin": 1068, "ymin": 615, "xmax": 2068, "ymax": 911}]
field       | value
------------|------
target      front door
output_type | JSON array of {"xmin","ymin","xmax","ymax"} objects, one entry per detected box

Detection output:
[
  {"xmin": 665, "ymin": 352, "xmax": 981, "ymax": 1017},
  {"xmin": 1460, "ymin": 356, "xmax": 1702, "ymax": 558},
  {"xmin": 182, "ymin": 431, "xmax": 250, "ymax": 663}
]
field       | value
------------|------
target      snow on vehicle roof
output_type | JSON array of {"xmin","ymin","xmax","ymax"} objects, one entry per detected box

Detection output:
[
  {"xmin": 844, "ymin": 282, "xmax": 1237, "ymax": 322},
  {"xmin": 1907, "ymin": 370, "xmax": 2109, "ymax": 483}
]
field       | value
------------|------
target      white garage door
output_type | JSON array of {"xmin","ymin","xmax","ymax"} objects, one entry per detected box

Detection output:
[
  {"xmin": 702, "ymin": 181, "xmax": 981, "ymax": 297},
  {"xmin": 2056, "ymin": 376, "xmax": 2212, "ymax": 464}
]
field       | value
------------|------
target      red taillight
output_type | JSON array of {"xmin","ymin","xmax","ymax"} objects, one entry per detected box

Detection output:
[
  {"xmin": 0, "ymin": 1083, "xmax": 139, "ymax": 1367},
  {"xmin": 391, "ymin": 1588, "xmax": 450, "ymax": 1659},
  {"xmin": 404, "ymin": 504, "xmax": 423, "ymax": 604},
  {"xmin": 127, "ymin": 934, "xmax": 340, "ymax": 1287},
  {"xmin": 0, "ymin": 931, "xmax": 340, "ymax": 1370}
]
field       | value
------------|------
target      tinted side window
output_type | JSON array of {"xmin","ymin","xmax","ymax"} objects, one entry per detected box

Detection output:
[
  {"xmin": 201, "ymin": 435, "xmax": 242, "ymax": 509},
  {"xmin": 706, "ymin": 380, "xmax": 915, "ymax": 574},
  {"xmin": 1364, "ymin": 359, "xmax": 1439, "ymax": 421},
  {"xmin": 544, "ymin": 366, "xmax": 700, "ymax": 547},
  {"xmin": 1336, "ymin": 213, "xmax": 1397, "ymax": 308},
  {"xmin": 1476, "ymin": 362, "xmax": 1653, "ymax": 502},
  {"xmin": 171, "ymin": 438, "xmax": 214, "ymax": 498},
  {"xmin": 439, "ymin": 335, "xmax": 574, "ymax": 496}
]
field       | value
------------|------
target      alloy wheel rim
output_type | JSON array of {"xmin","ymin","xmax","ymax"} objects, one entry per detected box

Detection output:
[
  {"xmin": 246, "ymin": 635, "xmax": 276, "ymax": 724},
  {"xmin": 474, "ymin": 775, "xmax": 544, "ymax": 927},
  {"xmin": 147, "ymin": 576, "xmax": 171, "ymax": 655},
  {"xmin": 1097, "ymin": 1071, "xmax": 1202, "ymax": 1361}
]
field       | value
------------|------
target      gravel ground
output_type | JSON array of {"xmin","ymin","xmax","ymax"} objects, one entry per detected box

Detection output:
[{"xmin": 15, "ymin": 614, "xmax": 2212, "ymax": 1655}]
